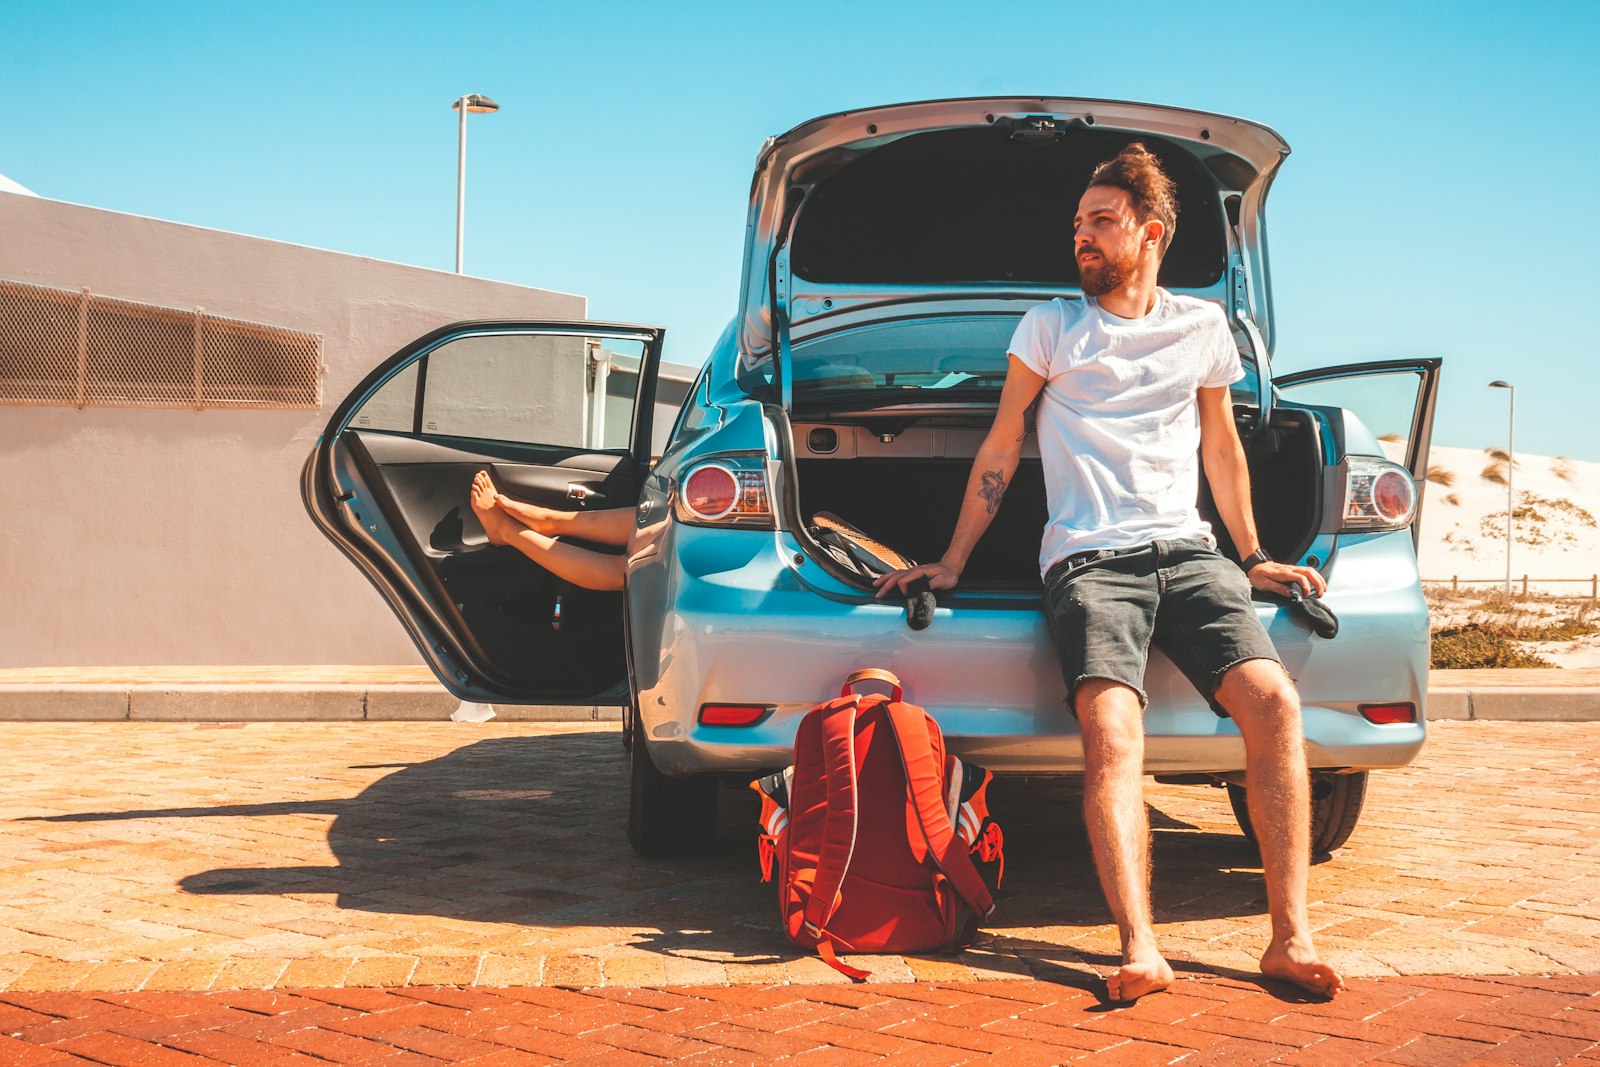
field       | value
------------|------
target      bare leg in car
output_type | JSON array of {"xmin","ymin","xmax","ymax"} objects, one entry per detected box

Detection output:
[
  {"xmin": 489, "ymin": 476, "xmax": 635, "ymax": 546},
  {"xmin": 468, "ymin": 471, "xmax": 628, "ymax": 591}
]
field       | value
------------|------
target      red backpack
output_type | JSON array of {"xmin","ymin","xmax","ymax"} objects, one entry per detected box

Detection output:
[{"xmin": 753, "ymin": 669, "xmax": 1005, "ymax": 980}]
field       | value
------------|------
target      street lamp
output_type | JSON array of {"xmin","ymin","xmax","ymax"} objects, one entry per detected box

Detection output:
[
  {"xmin": 1489, "ymin": 380, "xmax": 1515, "ymax": 593},
  {"xmin": 451, "ymin": 93, "xmax": 500, "ymax": 274}
]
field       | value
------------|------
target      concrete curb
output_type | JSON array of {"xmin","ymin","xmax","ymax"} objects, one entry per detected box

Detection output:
[
  {"xmin": 1421, "ymin": 687, "xmax": 1600, "ymax": 722},
  {"xmin": 0, "ymin": 684, "xmax": 623, "ymax": 723},
  {"xmin": 0, "ymin": 684, "xmax": 1594, "ymax": 723}
]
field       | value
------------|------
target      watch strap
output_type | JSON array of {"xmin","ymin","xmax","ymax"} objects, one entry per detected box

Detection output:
[{"xmin": 1241, "ymin": 548, "xmax": 1272, "ymax": 573}]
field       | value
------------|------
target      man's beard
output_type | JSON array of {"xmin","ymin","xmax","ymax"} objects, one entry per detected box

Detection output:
[{"xmin": 1078, "ymin": 245, "xmax": 1135, "ymax": 297}]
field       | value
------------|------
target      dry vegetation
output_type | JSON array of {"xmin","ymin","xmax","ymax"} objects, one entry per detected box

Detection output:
[
  {"xmin": 1426, "ymin": 464, "xmax": 1456, "ymax": 487},
  {"xmin": 1478, "ymin": 447, "xmax": 1515, "ymax": 485},
  {"xmin": 1427, "ymin": 587, "xmax": 1600, "ymax": 669},
  {"xmin": 1477, "ymin": 493, "xmax": 1598, "ymax": 548}
]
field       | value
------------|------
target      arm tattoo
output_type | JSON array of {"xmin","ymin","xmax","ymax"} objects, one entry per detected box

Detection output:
[{"xmin": 978, "ymin": 469, "xmax": 1007, "ymax": 515}]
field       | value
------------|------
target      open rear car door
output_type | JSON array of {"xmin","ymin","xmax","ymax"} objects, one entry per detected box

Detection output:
[
  {"xmin": 302, "ymin": 321, "xmax": 664, "ymax": 704},
  {"xmin": 1273, "ymin": 357, "xmax": 1442, "ymax": 542}
]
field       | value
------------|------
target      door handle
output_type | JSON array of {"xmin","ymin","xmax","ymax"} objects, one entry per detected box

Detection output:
[{"xmin": 566, "ymin": 483, "xmax": 606, "ymax": 503}]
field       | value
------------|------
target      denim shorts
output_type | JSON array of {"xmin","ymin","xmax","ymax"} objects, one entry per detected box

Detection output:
[{"xmin": 1041, "ymin": 537, "xmax": 1282, "ymax": 717}]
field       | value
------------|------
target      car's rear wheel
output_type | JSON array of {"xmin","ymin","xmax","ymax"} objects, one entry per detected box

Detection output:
[
  {"xmin": 619, "ymin": 608, "xmax": 635, "ymax": 751},
  {"xmin": 1226, "ymin": 771, "xmax": 1368, "ymax": 855},
  {"xmin": 626, "ymin": 715, "xmax": 719, "ymax": 858}
]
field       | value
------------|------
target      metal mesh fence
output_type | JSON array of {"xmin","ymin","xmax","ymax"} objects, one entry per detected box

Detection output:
[
  {"xmin": 0, "ymin": 277, "xmax": 322, "ymax": 410},
  {"xmin": 201, "ymin": 311, "xmax": 323, "ymax": 409},
  {"xmin": 0, "ymin": 280, "xmax": 79, "ymax": 404}
]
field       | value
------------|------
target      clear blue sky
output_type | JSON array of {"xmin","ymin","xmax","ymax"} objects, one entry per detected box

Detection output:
[{"xmin": 5, "ymin": 0, "xmax": 1597, "ymax": 459}]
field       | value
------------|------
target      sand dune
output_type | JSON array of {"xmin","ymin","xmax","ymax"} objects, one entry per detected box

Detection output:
[{"xmin": 1410, "ymin": 445, "xmax": 1600, "ymax": 592}]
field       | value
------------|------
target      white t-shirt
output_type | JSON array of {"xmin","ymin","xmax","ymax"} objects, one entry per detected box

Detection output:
[{"xmin": 1007, "ymin": 290, "xmax": 1244, "ymax": 578}]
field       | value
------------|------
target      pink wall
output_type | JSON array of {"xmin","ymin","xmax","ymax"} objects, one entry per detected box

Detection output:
[{"xmin": 0, "ymin": 193, "xmax": 586, "ymax": 666}]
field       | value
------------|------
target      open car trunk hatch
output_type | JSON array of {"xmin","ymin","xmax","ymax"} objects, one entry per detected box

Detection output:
[{"xmin": 736, "ymin": 97, "xmax": 1290, "ymax": 419}]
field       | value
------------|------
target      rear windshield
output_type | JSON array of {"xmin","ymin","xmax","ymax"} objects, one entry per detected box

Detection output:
[
  {"xmin": 791, "ymin": 316, "xmax": 1019, "ymax": 409},
  {"xmin": 786, "ymin": 312, "xmax": 1259, "ymax": 414}
]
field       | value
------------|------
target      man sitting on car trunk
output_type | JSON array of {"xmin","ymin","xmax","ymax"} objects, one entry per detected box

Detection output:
[{"xmin": 875, "ymin": 143, "xmax": 1344, "ymax": 1002}]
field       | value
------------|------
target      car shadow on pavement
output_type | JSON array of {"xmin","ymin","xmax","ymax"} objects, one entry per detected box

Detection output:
[{"xmin": 28, "ymin": 732, "xmax": 1281, "ymax": 963}]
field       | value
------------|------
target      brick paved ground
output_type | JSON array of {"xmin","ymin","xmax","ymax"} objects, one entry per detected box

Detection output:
[
  {"xmin": 2, "ymin": 975, "xmax": 1597, "ymax": 1064},
  {"xmin": 3, "ymin": 720, "xmax": 1598, "ymax": 993},
  {"xmin": 2, "ymin": 720, "xmax": 1598, "ymax": 1063}
]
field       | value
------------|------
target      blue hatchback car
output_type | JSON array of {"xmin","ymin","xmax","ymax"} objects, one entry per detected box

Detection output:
[{"xmin": 304, "ymin": 97, "xmax": 1441, "ymax": 858}]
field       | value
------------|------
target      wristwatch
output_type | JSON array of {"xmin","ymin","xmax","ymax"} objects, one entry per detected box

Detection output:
[{"xmin": 1240, "ymin": 548, "xmax": 1272, "ymax": 573}]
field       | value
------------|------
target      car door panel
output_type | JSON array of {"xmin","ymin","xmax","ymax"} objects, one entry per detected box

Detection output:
[
  {"xmin": 485, "ymin": 458, "xmax": 634, "ymax": 511},
  {"xmin": 332, "ymin": 432, "xmax": 632, "ymax": 700},
  {"xmin": 348, "ymin": 431, "xmax": 636, "ymax": 555},
  {"xmin": 303, "ymin": 321, "xmax": 664, "ymax": 704},
  {"xmin": 354, "ymin": 431, "xmax": 637, "ymax": 479}
]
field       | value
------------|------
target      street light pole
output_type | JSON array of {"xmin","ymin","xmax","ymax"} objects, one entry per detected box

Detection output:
[
  {"xmin": 455, "ymin": 98, "xmax": 467, "ymax": 273},
  {"xmin": 1489, "ymin": 380, "xmax": 1515, "ymax": 593},
  {"xmin": 451, "ymin": 94, "xmax": 501, "ymax": 274}
]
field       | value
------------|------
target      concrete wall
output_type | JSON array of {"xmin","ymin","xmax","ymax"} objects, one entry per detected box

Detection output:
[{"xmin": 0, "ymin": 192, "xmax": 590, "ymax": 666}]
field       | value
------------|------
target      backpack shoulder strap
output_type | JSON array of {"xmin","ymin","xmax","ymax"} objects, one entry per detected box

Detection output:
[
  {"xmin": 883, "ymin": 702, "xmax": 995, "ymax": 921},
  {"xmin": 801, "ymin": 697, "xmax": 861, "ymax": 940}
]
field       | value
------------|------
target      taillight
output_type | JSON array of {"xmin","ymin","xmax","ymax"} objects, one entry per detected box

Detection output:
[
  {"xmin": 684, "ymin": 465, "xmax": 739, "ymax": 518},
  {"xmin": 1343, "ymin": 457, "xmax": 1417, "ymax": 531},
  {"xmin": 674, "ymin": 458, "xmax": 773, "ymax": 528},
  {"xmin": 698, "ymin": 703, "xmax": 774, "ymax": 726},
  {"xmin": 1358, "ymin": 702, "xmax": 1417, "ymax": 725}
]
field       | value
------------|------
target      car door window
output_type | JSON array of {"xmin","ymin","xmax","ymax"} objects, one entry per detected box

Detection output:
[
  {"xmin": 597, "ymin": 345, "xmax": 652, "ymax": 451},
  {"xmin": 350, "ymin": 362, "xmax": 418, "ymax": 432},
  {"xmin": 350, "ymin": 332, "xmax": 648, "ymax": 451}
]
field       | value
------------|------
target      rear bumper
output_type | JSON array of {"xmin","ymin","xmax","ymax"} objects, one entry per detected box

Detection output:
[{"xmin": 628, "ymin": 525, "xmax": 1427, "ymax": 777}]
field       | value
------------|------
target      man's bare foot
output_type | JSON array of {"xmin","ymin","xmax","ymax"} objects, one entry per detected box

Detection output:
[
  {"xmin": 470, "ymin": 471, "xmax": 520, "ymax": 546},
  {"xmin": 1106, "ymin": 944, "xmax": 1174, "ymax": 1003},
  {"xmin": 1261, "ymin": 937, "xmax": 1345, "ymax": 999}
]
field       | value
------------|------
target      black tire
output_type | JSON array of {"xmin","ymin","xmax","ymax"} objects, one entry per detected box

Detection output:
[
  {"xmin": 1226, "ymin": 771, "xmax": 1369, "ymax": 855},
  {"xmin": 626, "ymin": 715, "xmax": 719, "ymax": 858},
  {"xmin": 619, "ymin": 605, "xmax": 636, "ymax": 751}
]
